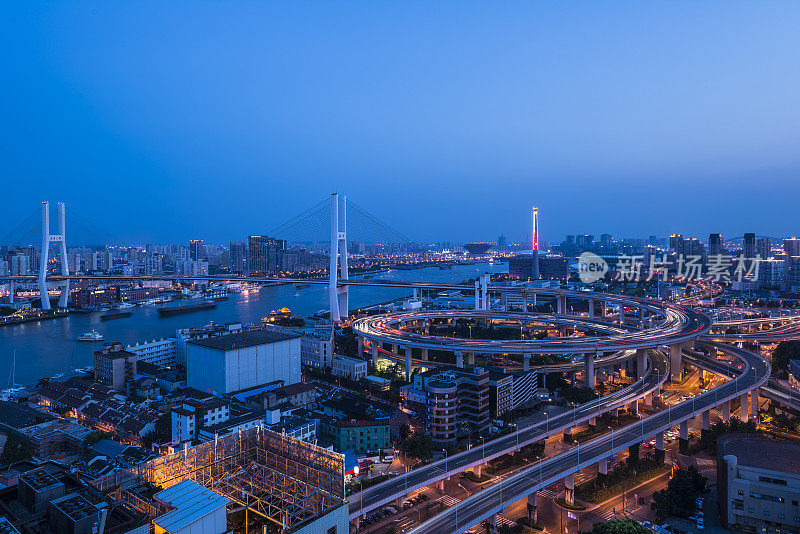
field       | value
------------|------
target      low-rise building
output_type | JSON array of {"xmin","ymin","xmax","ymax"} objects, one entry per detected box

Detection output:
[
  {"xmin": 93, "ymin": 343, "xmax": 138, "ymax": 391},
  {"xmin": 320, "ymin": 418, "xmax": 390, "ymax": 454},
  {"xmin": 331, "ymin": 355, "xmax": 367, "ymax": 381},
  {"xmin": 125, "ymin": 338, "xmax": 178, "ymax": 368},
  {"xmin": 719, "ymin": 433, "xmax": 800, "ymax": 534}
]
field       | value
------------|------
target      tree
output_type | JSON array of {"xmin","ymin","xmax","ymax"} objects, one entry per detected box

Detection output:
[
  {"xmin": 651, "ymin": 466, "xmax": 707, "ymax": 519},
  {"xmin": 401, "ymin": 432, "xmax": 433, "ymax": 460},
  {"xmin": 398, "ymin": 423, "xmax": 411, "ymax": 442},
  {"xmin": 84, "ymin": 430, "xmax": 114, "ymax": 445},
  {"xmin": 772, "ymin": 341, "xmax": 800, "ymax": 377},
  {"xmin": 591, "ymin": 519, "xmax": 651, "ymax": 534}
]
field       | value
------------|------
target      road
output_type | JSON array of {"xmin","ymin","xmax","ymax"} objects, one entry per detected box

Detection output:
[
  {"xmin": 349, "ymin": 349, "xmax": 670, "ymax": 519},
  {"xmin": 406, "ymin": 342, "xmax": 770, "ymax": 534}
]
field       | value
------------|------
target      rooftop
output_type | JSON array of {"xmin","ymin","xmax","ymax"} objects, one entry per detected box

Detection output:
[
  {"xmin": 721, "ymin": 434, "xmax": 800, "ymax": 475},
  {"xmin": 154, "ymin": 480, "xmax": 230, "ymax": 533},
  {"xmin": 187, "ymin": 330, "xmax": 300, "ymax": 351}
]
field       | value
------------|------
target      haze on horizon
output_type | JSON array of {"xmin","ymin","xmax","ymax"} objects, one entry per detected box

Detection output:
[{"xmin": 3, "ymin": 2, "xmax": 800, "ymax": 246}]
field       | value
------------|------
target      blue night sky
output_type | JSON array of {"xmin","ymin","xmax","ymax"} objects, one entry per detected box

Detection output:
[{"xmin": 2, "ymin": 2, "xmax": 800, "ymax": 245}]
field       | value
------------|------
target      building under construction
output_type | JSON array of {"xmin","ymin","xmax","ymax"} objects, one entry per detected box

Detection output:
[{"xmin": 92, "ymin": 425, "xmax": 348, "ymax": 533}]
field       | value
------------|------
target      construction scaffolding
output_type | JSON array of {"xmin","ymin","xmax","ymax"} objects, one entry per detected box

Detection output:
[{"xmin": 93, "ymin": 426, "xmax": 344, "ymax": 530}]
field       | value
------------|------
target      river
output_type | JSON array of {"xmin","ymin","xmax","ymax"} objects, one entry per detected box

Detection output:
[{"xmin": 1, "ymin": 262, "xmax": 506, "ymax": 386}]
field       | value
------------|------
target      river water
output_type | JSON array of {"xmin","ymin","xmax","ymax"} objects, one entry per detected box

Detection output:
[{"xmin": 1, "ymin": 262, "xmax": 506, "ymax": 386}]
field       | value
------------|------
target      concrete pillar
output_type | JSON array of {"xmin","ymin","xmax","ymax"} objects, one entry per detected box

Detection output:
[
  {"xmin": 564, "ymin": 473, "xmax": 575, "ymax": 506},
  {"xmin": 721, "ymin": 400, "xmax": 730, "ymax": 421},
  {"xmin": 636, "ymin": 348, "xmax": 647, "ymax": 379},
  {"xmin": 588, "ymin": 417, "xmax": 597, "ymax": 428},
  {"xmin": 528, "ymin": 493, "xmax": 538, "ymax": 524},
  {"xmin": 466, "ymin": 353, "xmax": 475, "ymax": 365},
  {"xmin": 750, "ymin": 389, "xmax": 759, "ymax": 418},
  {"xmin": 598, "ymin": 457, "xmax": 608, "ymax": 475},
  {"xmin": 421, "ymin": 348, "xmax": 429, "ymax": 362},
  {"xmin": 456, "ymin": 352, "xmax": 463, "ymax": 368},
  {"xmin": 629, "ymin": 400, "xmax": 639, "ymax": 416},
  {"xmin": 680, "ymin": 420, "xmax": 689, "ymax": 440},
  {"xmin": 740, "ymin": 394, "xmax": 750, "ymax": 421},
  {"xmin": 640, "ymin": 307, "xmax": 646, "ymax": 329},
  {"xmin": 599, "ymin": 301, "xmax": 606, "ymax": 317},
  {"xmin": 611, "ymin": 407, "xmax": 619, "ymax": 417},
  {"xmin": 702, "ymin": 410, "xmax": 711, "ymax": 431},
  {"xmin": 558, "ymin": 295, "xmax": 567, "ymax": 314},
  {"xmin": 358, "ymin": 337, "xmax": 364, "ymax": 357},
  {"xmin": 619, "ymin": 304, "xmax": 625, "ymax": 325},
  {"xmin": 523, "ymin": 353, "xmax": 531, "ymax": 372},
  {"xmin": 655, "ymin": 431, "xmax": 666, "ymax": 463},
  {"xmin": 490, "ymin": 514, "xmax": 498, "ymax": 532},
  {"xmin": 392, "ymin": 344, "xmax": 399, "ymax": 356},
  {"xmin": 404, "ymin": 347, "xmax": 412, "ymax": 379},
  {"xmin": 669, "ymin": 343, "xmax": 682, "ymax": 382},
  {"xmin": 585, "ymin": 354, "xmax": 595, "ymax": 388},
  {"xmin": 588, "ymin": 299, "xmax": 595, "ymax": 317}
]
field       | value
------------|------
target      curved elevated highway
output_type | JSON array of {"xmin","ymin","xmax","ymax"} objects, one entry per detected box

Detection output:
[
  {"xmin": 406, "ymin": 342, "xmax": 770, "ymax": 534},
  {"xmin": 348, "ymin": 349, "xmax": 669, "ymax": 520}
]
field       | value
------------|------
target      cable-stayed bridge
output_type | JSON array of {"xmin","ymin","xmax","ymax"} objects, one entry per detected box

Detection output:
[{"xmin": 0, "ymin": 194, "xmax": 425, "ymax": 318}]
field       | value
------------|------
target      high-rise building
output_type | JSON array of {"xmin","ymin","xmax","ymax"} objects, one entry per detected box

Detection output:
[
  {"xmin": 784, "ymin": 237, "xmax": 800, "ymax": 257},
  {"xmin": 247, "ymin": 235, "xmax": 286, "ymax": 275},
  {"xmin": 743, "ymin": 233, "xmax": 756, "ymax": 258},
  {"xmin": 669, "ymin": 234, "xmax": 684, "ymax": 255},
  {"xmin": 497, "ymin": 234, "xmax": 507, "ymax": 250},
  {"xmin": 230, "ymin": 242, "xmax": 247, "ymax": 273},
  {"xmin": 708, "ymin": 233, "xmax": 723, "ymax": 257},
  {"xmin": 600, "ymin": 233, "xmax": 613, "ymax": 247},
  {"xmin": 757, "ymin": 238, "xmax": 771, "ymax": 260},
  {"xmin": 10, "ymin": 254, "xmax": 30, "ymax": 276},
  {"xmin": 189, "ymin": 240, "xmax": 205, "ymax": 261}
]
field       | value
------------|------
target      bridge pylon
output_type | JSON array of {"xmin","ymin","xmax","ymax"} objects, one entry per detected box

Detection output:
[
  {"xmin": 329, "ymin": 193, "xmax": 349, "ymax": 322},
  {"xmin": 39, "ymin": 201, "xmax": 70, "ymax": 310}
]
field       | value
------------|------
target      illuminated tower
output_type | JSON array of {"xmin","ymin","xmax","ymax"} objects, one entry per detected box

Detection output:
[{"xmin": 532, "ymin": 206, "xmax": 540, "ymax": 279}]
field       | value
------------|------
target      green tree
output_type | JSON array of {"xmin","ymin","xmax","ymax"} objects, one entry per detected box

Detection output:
[
  {"xmin": 772, "ymin": 340, "xmax": 800, "ymax": 377},
  {"xmin": 401, "ymin": 432, "xmax": 433, "ymax": 460},
  {"xmin": 651, "ymin": 466, "xmax": 707, "ymax": 519},
  {"xmin": 84, "ymin": 430, "xmax": 114, "ymax": 445},
  {"xmin": 398, "ymin": 423, "xmax": 411, "ymax": 442},
  {"xmin": 591, "ymin": 519, "xmax": 651, "ymax": 534}
]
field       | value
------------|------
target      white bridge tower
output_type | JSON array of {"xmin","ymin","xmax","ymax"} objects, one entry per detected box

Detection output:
[
  {"xmin": 39, "ymin": 201, "xmax": 70, "ymax": 310},
  {"xmin": 329, "ymin": 193, "xmax": 349, "ymax": 322}
]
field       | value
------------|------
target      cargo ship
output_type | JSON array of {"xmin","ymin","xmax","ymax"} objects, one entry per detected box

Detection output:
[
  {"xmin": 100, "ymin": 311, "xmax": 132, "ymax": 321},
  {"xmin": 158, "ymin": 300, "xmax": 217, "ymax": 317}
]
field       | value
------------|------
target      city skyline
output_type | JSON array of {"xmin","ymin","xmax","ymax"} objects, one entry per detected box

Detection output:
[{"xmin": 3, "ymin": 2, "xmax": 800, "ymax": 242}]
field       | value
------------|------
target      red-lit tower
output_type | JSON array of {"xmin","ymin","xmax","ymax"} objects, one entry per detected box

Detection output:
[{"xmin": 532, "ymin": 206, "xmax": 540, "ymax": 279}]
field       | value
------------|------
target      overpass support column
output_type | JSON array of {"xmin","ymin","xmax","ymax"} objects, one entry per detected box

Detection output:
[
  {"xmin": 466, "ymin": 353, "xmax": 474, "ymax": 365},
  {"xmin": 599, "ymin": 301, "xmax": 606, "ymax": 318},
  {"xmin": 750, "ymin": 390, "xmax": 759, "ymax": 419},
  {"xmin": 669, "ymin": 343, "xmax": 682, "ymax": 382},
  {"xmin": 655, "ymin": 431, "xmax": 665, "ymax": 461},
  {"xmin": 739, "ymin": 394, "xmax": 749, "ymax": 421},
  {"xmin": 585, "ymin": 354, "xmax": 595, "ymax": 388},
  {"xmin": 392, "ymin": 344, "xmax": 399, "ymax": 356},
  {"xmin": 372, "ymin": 342, "xmax": 379, "ymax": 366},
  {"xmin": 455, "ymin": 351, "xmax": 464, "ymax": 368},
  {"xmin": 721, "ymin": 400, "xmax": 730, "ymax": 421},
  {"xmin": 599, "ymin": 457, "xmax": 608, "ymax": 476},
  {"xmin": 635, "ymin": 348, "xmax": 647, "ymax": 379},
  {"xmin": 679, "ymin": 420, "xmax": 689, "ymax": 453},
  {"xmin": 528, "ymin": 493, "xmax": 538, "ymax": 524},
  {"xmin": 629, "ymin": 400, "xmax": 639, "ymax": 416},
  {"xmin": 358, "ymin": 337, "xmax": 364, "ymax": 358},
  {"xmin": 523, "ymin": 353, "xmax": 531, "ymax": 372},
  {"xmin": 420, "ymin": 348, "xmax": 429, "ymax": 362},
  {"xmin": 474, "ymin": 465, "xmax": 481, "ymax": 477},
  {"xmin": 588, "ymin": 299, "xmax": 595, "ymax": 317},
  {"xmin": 564, "ymin": 473, "xmax": 575, "ymax": 506},
  {"xmin": 404, "ymin": 347, "xmax": 412, "ymax": 380},
  {"xmin": 702, "ymin": 410, "xmax": 711, "ymax": 431},
  {"xmin": 557, "ymin": 295, "xmax": 567, "ymax": 314}
]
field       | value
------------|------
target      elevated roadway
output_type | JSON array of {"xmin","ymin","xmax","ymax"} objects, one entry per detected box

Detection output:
[
  {"xmin": 348, "ymin": 349, "xmax": 669, "ymax": 520},
  {"xmin": 406, "ymin": 341, "xmax": 769, "ymax": 534}
]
